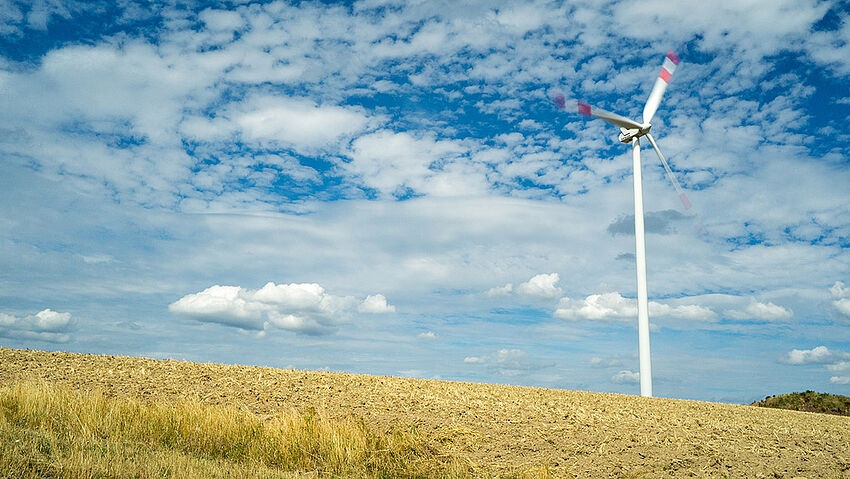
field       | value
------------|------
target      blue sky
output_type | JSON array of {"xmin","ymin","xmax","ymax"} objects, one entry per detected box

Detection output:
[{"xmin": 1, "ymin": 0, "xmax": 849, "ymax": 403}]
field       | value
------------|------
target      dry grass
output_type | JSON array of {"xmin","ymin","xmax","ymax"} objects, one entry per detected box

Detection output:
[
  {"xmin": 2, "ymin": 348, "xmax": 850, "ymax": 478},
  {"xmin": 0, "ymin": 381, "xmax": 469, "ymax": 478}
]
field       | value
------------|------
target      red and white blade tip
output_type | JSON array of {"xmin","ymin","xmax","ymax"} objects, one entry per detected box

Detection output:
[
  {"xmin": 666, "ymin": 50, "xmax": 680, "ymax": 65},
  {"xmin": 659, "ymin": 50, "xmax": 680, "ymax": 84},
  {"xmin": 553, "ymin": 93, "xmax": 566, "ymax": 110},
  {"xmin": 553, "ymin": 94, "xmax": 592, "ymax": 117},
  {"xmin": 679, "ymin": 192, "xmax": 692, "ymax": 210}
]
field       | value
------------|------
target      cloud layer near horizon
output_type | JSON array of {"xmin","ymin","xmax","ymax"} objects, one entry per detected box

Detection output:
[
  {"xmin": 0, "ymin": 309, "xmax": 73, "ymax": 343},
  {"xmin": 784, "ymin": 346, "xmax": 850, "ymax": 385}
]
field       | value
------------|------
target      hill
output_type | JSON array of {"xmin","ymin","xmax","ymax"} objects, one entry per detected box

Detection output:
[
  {"xmin": 752, "ymin": 390, "xmax": 850, "ymax": 416},
  {"xmin": 2, "ymin": 348, "xmax": 849, "ymax": 477}
]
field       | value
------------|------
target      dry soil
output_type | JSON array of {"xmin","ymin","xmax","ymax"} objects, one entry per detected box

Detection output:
[{"xmin": 1, "ymin": 348, "xmax": 848, "ymax": 478}]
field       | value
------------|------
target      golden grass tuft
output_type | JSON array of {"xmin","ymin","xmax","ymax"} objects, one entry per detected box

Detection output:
[{"xmin": 0, "ymin": 381, "xmax": 470, "ymax": 478}]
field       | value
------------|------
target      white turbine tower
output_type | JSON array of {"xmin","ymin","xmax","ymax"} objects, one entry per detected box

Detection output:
[{"xmin": 554, "ymin": 50, "xmax": 690, "ymax": 397}]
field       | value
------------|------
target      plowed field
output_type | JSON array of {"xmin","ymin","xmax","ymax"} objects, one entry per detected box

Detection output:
[{"xmin": 2, "ymin": 348, "xmax": 849, "ymax": 478}]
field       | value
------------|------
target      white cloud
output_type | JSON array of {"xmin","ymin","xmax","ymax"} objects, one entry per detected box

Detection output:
[
  {"xmin": 611, "ymin": 0, "xmax": 830, "ymax": 68},
  {"xmin": 14, "ymin": 0, "xmax": 82, "ymax": 31},
  {"xmin": 784, "ymin": 346, "xmax": 850, "ymax": 365},
  {"xmin": 555, "ymin": 292, "xmax": 635, "ymax": 321},
  {"xmin": 463, "ymin": 348, "xmax": 554, "ymax": 377},
  {"xmin": 170, "ymin": 282, "xmax": 384, "ymax": 335},
  {"xmin": 830, "ymin": 281, "xmax": 850, "ymax": 317},
  {"xmin": 725, "ymin": 300, "xmax": 793, "ymax": 321},
  {"xmin": 417, "ymin": 331, "xmax": 438, "ymax": 341},
  {"xmin": 784, "ymin": 345, "xmax": 850, "ymax": 387},
  {"xmin": 649, "ymin": 303, "xmax": 718, "ymax": 322},
  {"xmin": 0, "ymin": 39, "xmax": 220, "ymax": 207},
  {"xmin": 483, "ymin": 283, "xmax": 513, "ymax": 297},
  {"xmin": 80, "ymin": 254, "xmax": 114, "ymax": 264},
  {"xmin": 516, "ymin": 273, "xmax": 562, "ymax": 299},
  {"xmin": 0, "ymin": 309, "xmax": 72, "ymax": 343},
  {"xmin": 344, "ymin": 130, "xmax": 472, "ymax": 197},
  {"xmin": 254, "ymin": 282, "xmax": 352, "ymax": 311},
  {"xmin": 554, "ymin": 292, "xmax": 717, "ymax": 322},
  {"xmin": 484, "ymin": 274, "xmax": 562, "ymax": 300},
  {"xmin": 358, "ymin": 294, "xmax": 396, "ymax": 313},
  {"xmin": 518, "ymin": 119, "xmax": 542, "ymax": 130},
  {"xmin": 827, "ymin": 361, "xmax": 850, "ymax": 372},
  {"xmin": 199, "ymin": 8, "xmax": 244, "ymax": 32},
  {"xmin": 835, "ymin": 300, "xmax": 850, "ymax": 317},
  {"xmin": 494, "ymin": 4, "xmax": 547, "ymax": 34},
  {"xmin": 786, "ymin": 346, "xmax": 830, "ymax": 364},
  {"xmin": 235, "ymin": 96, "xmax": 371, "ymax": 151},
  {"xmin": 169, "ymin": 285, "xmax": 263, "ymax": 330},
  {"xmin": 32, "ymin": 309, "xmax": 72, "ymax": 330},
  {"xmin": 611, "ymin": 370, "xmax": 640, "ymax": 384},
  {"xmin": 589, "ymin": 355, "xmax": 629, "ymax": 368},
  {"xmin": 555, "ymin": 292, "xmax": 800, "ymax": 324}
]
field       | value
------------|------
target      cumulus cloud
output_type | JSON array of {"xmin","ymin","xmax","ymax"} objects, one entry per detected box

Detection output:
[
  {"xmin": 611, "ymin": 370, "xmax": 640, "ymax": 384},
  {"xmin": 358, "ymin": 294, "xmax": 396, "ymax": 313},
  {"xmin": 830, "ymin": 281, "xmax": 850, "ymax": 317},
  {"xmin": 554, "ymin": 292, "xmax": 717, "ymax": 322},
  {"xmin": 235, "ymin": 96, "xmax": 371, "ymax": 151},
  {"xmin": 725, "ymin": 300, "xmax": 793, "ymax": 321},
  {"xmin": 463, "ymin": 348, "xmax": 554, "ymax": 377},
  {"xmin": 0, "ymin": 309, "xmax": 73, "ymax": 342},
  {"xmin": 832, "ymin": 281, "xmax": 850, "ymax": 298},
  {"xmin": 555, "ymin": 292, "xmax": 635, "ymax": 321},
  {"xmin": 783, "ymin": 345, "xmax": 849, "ymax": 365},
  {"xmin": 483, "ymin": 283, "xmax": 513, "ymax": 297},
  {"xmin": 483, "ymin": 273, "xmax": 561, "ymax": 300},
  {"xmin": 169, "ymin": 282, "xmax": 392, "ymax": 335},
  {"xmin": 589, "ymin": 355, "xmax": 632, "ymax": 368},
  {"xmin": 783, "ymin": 346, "xmax": 850, "ymax": 386},
  {"xmin": 199, "ymin": 8, "xmax": 244, "ymax": 32},
  {"xmin": 417, "ymin": 331, "xmax": 438, "ymax": 341},
  {"xmin": 344, "ymin": 130, "xmax": 473, "ymax": 197},
  {"xmin": 826, "ymin": 361, "xmax": 850, "ymax": 372},
  {"xmin": 169, "ymin": 285, "xmax": 263, "ymax": 329},
  {"xmin": 650, "ymin": 303, "xmax": 718, "ymax": 321},
  {"xmin": 516, "ymin": 273, "xmax": 562, "ymax": 299}
]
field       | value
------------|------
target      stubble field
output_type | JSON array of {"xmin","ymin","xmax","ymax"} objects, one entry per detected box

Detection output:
[{"xmin": 1, "ymin": 348, "xmax": 848, "ymax": 478}]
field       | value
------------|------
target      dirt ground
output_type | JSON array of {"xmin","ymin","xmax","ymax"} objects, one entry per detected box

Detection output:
[{"xmin": 1, "ymin": 348, "xmax": 848, "ymax": 478}]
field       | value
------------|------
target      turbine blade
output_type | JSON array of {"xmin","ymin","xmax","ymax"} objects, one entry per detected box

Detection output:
[
  {"xmin": 642, "ymin": 50, "xmax": 680, "ymax": 125},
  {"xmin": 553, "ymin": 93, "xmax": 643, "ymax": 130},
  {"xmin": 645, "ymin": 133, "xmax": 691, "ymax": 210}
]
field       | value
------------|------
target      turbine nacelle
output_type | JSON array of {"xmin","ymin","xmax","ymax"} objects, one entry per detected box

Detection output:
[{"xmin": 618, "ymin": 124, "xmax": 651, "ymax": 144}]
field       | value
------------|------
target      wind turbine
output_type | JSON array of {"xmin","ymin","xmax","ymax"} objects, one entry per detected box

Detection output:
[{"xmin": 554, "ymin": 50, "xmax": 690, "ymax": 397}]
